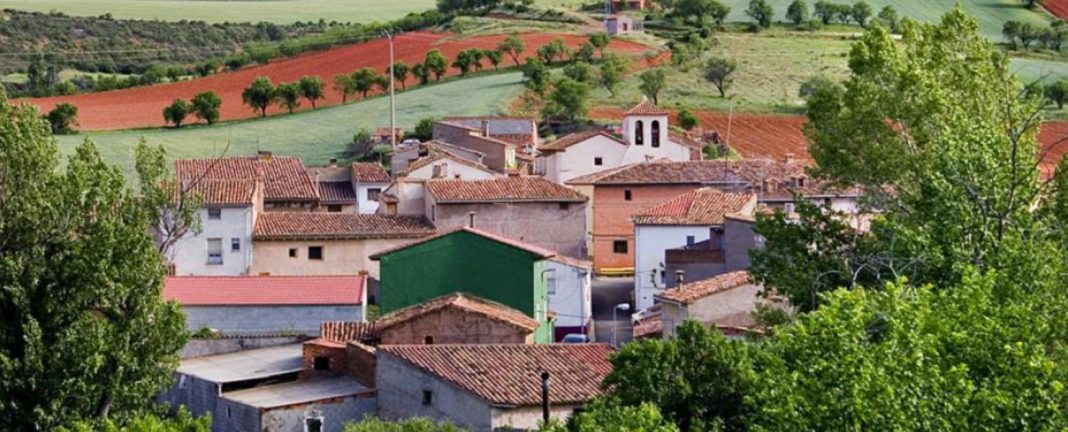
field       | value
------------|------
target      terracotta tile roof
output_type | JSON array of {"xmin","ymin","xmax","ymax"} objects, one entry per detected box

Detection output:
[
  {"xmin": 375, "ymin": 293, "xmax": 538, "ymax": 333},
  {"xmin": 632, "ymin": 304, "xmax": 663, "ymax": 339},
  {"xmin": 175, "ymin": 155, "xmax": 317, "ymax": 201},
  {"xmin": 370, "ymin": 226, "xmax": 558, "ymax": 260},
  {"xmin": 654, "ymin": 271, "xmax": 752, "ymax": 305},
  {"xmin": 320, "ymin": 321, "xmax": 378, "ymax": 343},
  {"xmin": 668, "ymin": 132, "xmax": 704, "ymax": 149},
  {"xmin": 253, "ymin": 213, "xmax": 434, "ymax": 240},
  {"xmin": 378, "ymin": 344, "xmax": 614, "ymax": 406},
  {"xmin": 164, "ymin": 275, "xmax": 364, "ymax": 306},
  {"xmin": 318, "ymin": 181, "xmax": 357, "ymax": 204},
  {"xmin": 426, "ymin": 177, "xmax": 587, "ymax": 203},
  {"xmin": 626, "ymin": 97, "xmax": 668, "ymax": 116},
  {"xmin": 182, "ymin": 179, "xmax": 257, "ymax": 206},
  {"xmin": 540, "ymin": 129, "xmax": 625, "ymax": 153},
  {"xmin": 633, "ymin": 188, "xmax": 756, "ymax": 226},
  {"xmin": 352, "ymin": 162, "xmax": 390, "ymax": 183},
  {"xmin": 548, "ymin": 254, "xmax": 593, "ymax": 270},
  {"xmin": 403, "ymin": 152, "xmax": 493, "ymax": 177}
]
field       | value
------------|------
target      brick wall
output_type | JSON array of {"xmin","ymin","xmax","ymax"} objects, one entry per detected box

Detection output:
[
  {"xmin": 301, "ymin": 341, "xmax": 348, "ymax": 378},
  {"xmin": 346, "ymin": 342, "xmax": 377, "ymax": 387},
  {"xmin": 378, "ymin": 307, "xmax": 534, "ymax": 345},
  {"xmin": 591, "ymin": 184, "xmax": 699, "ymax": 271}
]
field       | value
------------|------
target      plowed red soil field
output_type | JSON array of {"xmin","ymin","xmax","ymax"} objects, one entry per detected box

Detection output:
[
  {"xmin": 1043, "ymin": 0, "xmax": 1068, "ymax": 21},
  {"xmin": 23, "ymin": 32, "xmax": 654, "ymax": 131}
]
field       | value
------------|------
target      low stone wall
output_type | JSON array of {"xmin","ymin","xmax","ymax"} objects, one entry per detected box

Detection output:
[
  {"xmin": 346, "ymin": 342, "xmax": 377, "ymax": 387},
  {"xmin": 180, "ymin": 335, "xmax": 306, "ymax": 359}
]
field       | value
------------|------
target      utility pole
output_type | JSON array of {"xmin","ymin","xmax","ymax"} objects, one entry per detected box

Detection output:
[{"xmin": 385, "ymin": 29, "xmax": 397, "ymax": 149}]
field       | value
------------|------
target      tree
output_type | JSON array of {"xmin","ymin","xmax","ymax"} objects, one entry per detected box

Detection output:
[
  {"xmin": 708, "ymin": 0, "xmax": 731, "ymax": 26},
  {"xmin": 351, "ymin": 68, "xmax": 378, "ymax": 98},
  {"xmin": 704, "ymin": 57, "xmax": 737, "ymax": 98},
  {"xmin": 1046, "ymin": 80, "xmax": 1068, "ymax": 109},
  {"xmin": 425, "ymin": 49, "xmax": 449, "ymax": 81},
  {"xmin": 813, "ymin": 0, "xmax": 835, "ymax": 25},
  {"xmin": 391, "ymin": 62, "xmax": 410, "ymax": 89},
  {"xmin": 639, "ymin": 68, "xmax": 667, "ymax": 104},
  {"xmin": 543, "ymin": 78, "xmax": 591, "ymax": 122},
  {"xmin": 786, "ymin": 0, "xmax": 809, "ymax": 26},
  {"xmin": 298, "ymin": 75, "xmax": 324, "ymax": 109},
  {"xmin": 674, "ymin": 0, "xmax": 731, "ymax": 26},
  {"xmin": 344, "ymin": 417, "xmax": 466, "ymax": 431},
  {"xmin": 1003, "ymin": 20, "xmax": 1021, "ymax": 49},
  {"xmin": 564, "ymin": 61, "xmax": 595, "ymax": 84},
  {"xmin": 746, "ymin": 0, "xmax": 774, "ymax": 30},
  {"xmin": 537, "ymin": 39, "xmax": 567, "ymax": 65},
  {"xmin": 373, "ymin": 75, "xmax": 391, "ymax": 93},
  {"xmin": 413, "ymin": 117, "xmax": 435, "ymax": 141},
  {"xmin": 498, "ymin": 35, "xmax": 526, "ymax": 66},
  {"xmin": 589, "ymin": 32, "xmax": 612, "ymax": 58},
  {"xmin": 877, "ymin": 5, "xmax": 899, "ymax": 32},
  {"xmin": 190, "ymin": 91, "xmax": 222, "ymax": 125},
  {"xmin": 798, "ymin": 75, "xmax": 840, "ymax": 100},
  {"xmin": 241, "ymin": 77, "xmax": 275, "ymax": 117},
  {"xmin": 541, "ymin": 401, "xmax": 679, "ymax": 432},
  {"xmin": 412, "ymin": 63, "xmax": 430, "ymax": 86},
  {"xmin": 1018, "ymin": 21, "xmax": 1040, "ymax": 48},
  {"xmin": 274, "ymin": 81, "xmax": 301, "ymax": 113},
  {"xmin": 575, "ymin": 42, "xmax": 596, "ymax": 63},
  {"xmin": 59, "ymin": 407, "xmax": 210, "ymax": 432},
  {"xmin": 162, "ymin": 98, "xmax": 190, "ymax": 128},
  {"xmin": 0, "ymin": 91, "xmax": 188, "ymax": 429},
  {"xmin": 600, "ymin": 54, "xmax": 628, "ymax": 97},
  {"xmin": 452, "ymin": 50, "xmax": 475, "ymax": 76},
  {"xmin": 333, "ymin": 74, "xmax": 357, "ymax": 103},
  {"xmin": 522, "ymin": 57, "xmax": 551, "ymax": 95},
  {"xmin": 1043, "ymin": 21, "xmax": 1065, "ymax": 51},
  {"xmin": 484, "ymin": 50, "xmax": 503, "ymax": 71},
  {"xmin": 46, "ymin": 103, "xmax": 78, "ymax": 134},
  {"xmin": 851, "ymin": 0, "xmax": 872, "ymax": 27},
  {"xmin": 677, "ymin": 108, "xmax": 698, "ymax": 130}
]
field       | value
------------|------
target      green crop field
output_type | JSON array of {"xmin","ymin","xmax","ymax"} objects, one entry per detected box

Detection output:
[
  {"xmin": 1009, "ymin": 57, "xmax": 1068, "ymax": 84},
  {"xmin": 53, "ymin": 72, "xmax": 524, "ymax": 176},
  {"xmin": 0, "ymin": 0, "xmax": 437, "ymax": 24}
]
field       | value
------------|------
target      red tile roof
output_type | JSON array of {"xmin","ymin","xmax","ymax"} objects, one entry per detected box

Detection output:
[
  {"xmin": 379, "ymin": 344, "xmax": 614, "ymax": 406},
  {"xmin": 626, "ymin": 97, "xmax": 669, "ymax": 116},
  {"xmin": 654, "ymin": 271, "xmax": 752, "ymax": 305},
  {"xmin": 426, "ymin": 177, "xmax": 587, "ymax": 203},
  {"xmin": 253, "ymin": 213, "xmax": 435, "ymax": 240},
  {"xmin": 370, "ymin": 226, "xmax": 558, "ymax": 260},
  {"xmin": 540, "ymin": 129, "xmax": 625, "ymax": 153},
  {"xmin": 403, "ymin": 151, "xmax": 493, "ymax": 177},
  {"xmin": 633, "ymin": 188, "xmax": 756, "ymax": 226},
  {"xmin": 175, "ymin": 156, "xmax": 318, "ymax": 201},
  {"xmin": 352, "ymin": 162, "xmax": 391, "ymax": 183},
  {"xmin": 320, "ymin": 321, "xmax": 378, "ymax": 343},
  {"xmin": 164, "ymin": 275, "xmax": 364, "ymax": 306},
  {"xmin": 375, "ymin": 293, "xmax": 538, "ymax": 333},
  {"xmin": 182, "ymin": 179, "xmax": 257, "ymax": 206},
  {"xmin": 318, "ymin": 181, "xmax": 357, "ymax": 204}
]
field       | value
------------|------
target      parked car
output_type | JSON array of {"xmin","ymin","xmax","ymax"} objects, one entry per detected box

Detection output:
[{"xmin": 561, "ymin": 333, "xmax": 590, "ymax": 344}]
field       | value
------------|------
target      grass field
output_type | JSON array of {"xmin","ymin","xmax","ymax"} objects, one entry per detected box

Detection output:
[
  {"xmin": 0, "ymin": 0, "xmax": 437, "ymax": 24},
  {"xmin": 1, "ymin": 69, "xmax": 132, "ymax": 84},
  {"xmin": 53, "ymin": 72, "xmax": 524, "ymax": 176}
]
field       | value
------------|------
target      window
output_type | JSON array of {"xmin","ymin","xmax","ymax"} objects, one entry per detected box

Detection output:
[
  {"xmin": 313, "ymin": 356, "xmax": 330, "ymax": 371},
  {"xmin": 289, "ymin": 248, "xmax": 298, "ymax": 258},
  {"xmin": 424, "ymin": 335, "xmax": 434, "ymax": 345},
  {"xmin": 305, "ymin": 417, "xmax": 323, "ymax": 432},
  {"xmin": 207, "ymin": 208, "xmax": 221, "ymax": 220},
  {"xmin": 634, "ymin": 120, "xmax": 644, "ymax": 145},
  {"xmin": 231, "ymin": 238, "xmax": 240, "ymax": 252},
  {"xmin": 651, "ymin": 120, "xmax": 661, "ymax": 147},
  {"xmin": 367, "ymin": 188, "xmax": 381, "ymax": 201},
  {"xmin": 624, "ymin": 190, "xmax": 632, "ymax": 201},
  {"xmin": 559, "ymin": 202, "xmax": 570, "ymax": 211},
  {"xmin": 226, "ymin": 407, "xmax": 231, "ymax": 418},
  {"xmin": 613, "ymin": 240, "xmax": 628, "ymax": 254},
  {"xmin": 206, "ymin": 239, "xmax": 223, "ymax": 265},
  {"xmin": 430, "ymin": 204, "xmax": 436, "ymax": 222},
  {"xmin": 686, "ymin": 235, "xmax": 695, "ymax": 246},
  {"xmin": 422, "ymin": 390, "xmax": 433, "ymax": 405},
  {"xmin": 547, "ymin": 275, "xmax": 557, "ymax": 295},
  {"xmin": 308, "ymin": 246, "xmax": 324, "ymax": 260},
  {"xmin": 594, "ymin": 157, "xmax": 603, "ymax": 166},
  {"xmin": 327, "ymin": 204, "xmax": 342, "ymax": 212}
]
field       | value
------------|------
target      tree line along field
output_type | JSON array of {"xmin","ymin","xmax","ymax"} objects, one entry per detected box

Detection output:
[{"xmin": 51, "ymin": 72, "xmax": 525, "ymax": 177}]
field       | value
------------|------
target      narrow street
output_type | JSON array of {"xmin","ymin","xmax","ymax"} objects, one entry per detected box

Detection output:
[{"xmin": 590, "ymin": 276, "xmax": 634, "ymax": 346}]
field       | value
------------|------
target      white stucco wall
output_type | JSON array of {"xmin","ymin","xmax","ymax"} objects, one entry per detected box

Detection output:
[
  {"xmin": 544, "ymin": 260, "xmax": 592, "ymax": 332},
  {"xmin": 405, "ymin": 159, "xmax": 497, "ymax": 181},
  {"xmin": 356, "ymin": 182, "xmax": 388, "ymax": 214},
  {"xmin": 660, "ymin": 283, "xmax": 762, "ymax": 338},
  {"xmin": 377, "ymin": 353, "xmax": 495, "ymax": 432},
  {"xmin": 545, "ymin": 135, "xmax": 627, "ymax": 184},
  {"xmin": 634, "ymin": 225, "xmax": 712, "ymax": 311},
  {"xmin": 172, "ymin": 206, "xmax": 253, "ymax": 276},
  {"xmin": 492, "ymin": 405, "xmax": 582, "ymax": 431}
]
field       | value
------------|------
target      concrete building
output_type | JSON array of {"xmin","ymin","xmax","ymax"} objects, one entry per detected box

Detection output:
[
  {"xmin": 424, "ymin": 176, "xmax": 588, "ymax": 258},
  {"xmin": 249, "ymin": 213, "xmax": 434, "ymax": 278},
  {"xmin": 542, "ymin": 256, "xmax": 594, "ymax": 339},
  {"xmin": 307, "ymin": 161, "xmax": 391, "ymax": 214},
  {"xmin": 632, "ymin": 188, "xmax": 757, "ymax": 310},
  {"xmin": 371, "ymin": 227, "xmax": 594, "ymax": 343},
  {"xmin": 163, "ymin": 275, "xmax": 366, "ymax": 336},
  {"xmin": 567, "ymin": 158, "xmax": 861, "ymax": 274},
  {"xmin": 605, "ymin": 15, "xmax": 641, "ymax": 35},
  {"xmin": 390, "ymin": 140, "xmax": 487, "ymax": 175},
  {"xmin": 538, "ymin": 98, "xmax": 700, "ymax": 184},
  {"xmin": 376, "ymin": 344, "xmax": 614, "ymax": 432},
  {"xmin": 381, "ymin": 146, "xmax": 500, "ymax": 217},
  {"xmin": 653, "ymin": 271, "xmax": 785, "ymax": 339},
  {"xmin": 664, "ymin": 213, "xmax": 759, "ymax": 291},
  {"xmin": 431, "ymin": 117, "xmax": 538, "ymax": 173}
]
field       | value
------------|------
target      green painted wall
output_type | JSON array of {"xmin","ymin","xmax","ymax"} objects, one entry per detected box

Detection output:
[{"xmin": 377, "ymin": 230, "xmax": 552, "ymax": 343}]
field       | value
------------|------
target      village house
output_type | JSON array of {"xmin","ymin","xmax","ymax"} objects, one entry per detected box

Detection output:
[
  {"xmin": 370, "ymin": 227, "xmax": 593, "ymax": 343},
  {"xmin": 424, "ymin": 176, "xmax": 588, "ymax": 258},
  {"xmin": 380, "ymin": 145, "xmax": 500, "ymax": 216},
  {"xmin": 538, "ymin": 98, "xmax": 700, "ymax": 184},
  {"xmin": 249, "ymin": 212, "xmax": 434, "ymax": 278},
  {"xmin": 163, "ymin": 275, "xmax": 366, "ymax": 336},
  {"xmin": 609, "ymin": 0, "xmax": 645, "ymax": 12},
  {"xmin": 431, "ymin": 116, "xmax": 538, "ymax": 173},
  {"xmin": 375, "ymin": 344, "xmax": 614, "ymax": 431},
  {"xmin": 605, "ymin": 15, "xmax": 641, "ymax": 35},
  {"xmin": 653, "ymin": 271, "xmax": 788, "ymax": 339},
  {"xmin": 567, "ymin": 158, "xmax": 860, "ymax": 273},
  {"xmin": 390, "ymin": 140, "xmax": 487, "ymax": 175},
  {"xmin": 306, "ymin": 161, "xmax": 391, "ymax": 214},
  {"xmin": 632, "ymin": 188, "xmax": 758, "ymax": 310},
  {"xmin": 663, "ymin": 212, "xmax": 760, "ymax": 293}
]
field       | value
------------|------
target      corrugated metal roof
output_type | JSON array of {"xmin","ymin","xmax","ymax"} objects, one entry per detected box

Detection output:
[
  {"xmin": 177, "ymin": 344, "xmax": 302, "ymax": 383},
  {"xmin": 221, "ymin": 376, "xmax": 369, "ymax": 409}
]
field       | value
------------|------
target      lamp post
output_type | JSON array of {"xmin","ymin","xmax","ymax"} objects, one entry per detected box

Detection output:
[{"xmin": 611, "ymin": 302, "xmax": 630, "ymax": 347}]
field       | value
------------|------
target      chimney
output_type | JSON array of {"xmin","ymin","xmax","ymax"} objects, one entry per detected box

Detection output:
[
  {"xmin": 257, "ymin": 150, "xmax": 273, "ymax": 160},
  {"xmin": 675, "ymin": 270, "xmax": 685, "ymax": 289},
  {"xmin": 783, "ymin": 153, "xmax": 796, "ymax": 165},
  {"xmin": 329, "ymin": 158, "xmax": 338, "ymax": 168},
  {"xmin": 468, "ymin": 211, "xmax": 476, "ymax": 228},
  {"xmin": 432, "ymin": 164, "xmax": 443, "ymax": 179},
  {"xmin": 541, "ymin": 372, "xmax": 551, "ymax": 423},
  {"xmin": 480, "ymin": 120, "xmax": 490, "ymax": 137}
]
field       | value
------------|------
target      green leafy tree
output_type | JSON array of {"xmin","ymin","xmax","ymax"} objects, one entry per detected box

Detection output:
[
  {"xmin": 813, "ymin": 0, "xmax": 835, "ymax": 24},
  {"xmin": 484, "ymin": 49, "xmax": 503, "ymax": 70},
  {"xmin": 413, "ymin": 117, "xmax": 436, "ymax": 141},
  {"xmin": 424, "ymin": 49, "xmax": 449, "ymax": 81},
  {"xmin": 274, "ymin": 81, "xmax": 301, "ymax": 113},
  {"xmin": 344, "ymin": 417, "xmax": 466, "ymax": 431},
  {"xmin": 589, "ymin": 32, "xmax": 612, "ymax": 58},
  {"xmin": 452, "ymin": 50, "xmax": 475, "ymax": 76},
  {"xmin": 600, "ymin": 54, "xmax": 628, "ymax": 97},
  {"xmin": 541, "ymin": 401, "xmax": 679, "ymax": 432},
  {"xmin": 498, "ymin": 35, "xmax": 526, "ymax": 66},
  {"xmin": 1046, "ymin": 21, "xmax": 1065, "ymax": 51},
  {"xmin": 677, "ymin": 108, "xmax": 698, "ymax": 130},
  {"xmin": 704, "ymin": 57, "xmax": 737, "ymax": 98},
  {"xmin": 373, "ymin": 74, "xmax": 391, "ymax": 93},
  {"xmin": 877, "ymin": 5, "xmax": 899, "ymax": 32},
  {"xmin": 45, "ymin": 103, "xmax": 78, "ymax": 134},
  {"xmin": 674, "ymin": 0, "xmax": 731, "ymax": 26},
  {"xmin": 798, "ymin": 75, "xmax": 840, "ymax": 100},
  {"xmin": 391, "ymin": 62, "xmax": 410, "ymax": 89},
  {"xmin": 162, "ymin": 98, "xmax": 190, "ymax": 128},
  {"xmin": 1003, "ymin": 20, "xmax": 1021, "ymax": 49},
  {"xmin": 1046, "ymin": 80, "xmax": 1068, "ymax": 109},
  {"xmin": 0, "ymin": 91, "xmax": 189, "ymax": 429},
  {"xmin": 564, "ymin": 61, "xmax": 595, "ymax": 84},
  {"xmin": 543, "ymin": 77, "xmax": 591, "ymax": 122},
  {"xmin": 351, "ymin": 68, "xmax": 378, "ymax": 98},
  {"xmin": 746, "ymin": 0, "xmax": 774, "ymax": 30},
  {"xmin": 470, "ymin": 49, "xmax": 486, "ymax": 72},
  {"xmin": 574, "ymin": 42, "xmax": 596, "ymax": 63},
  {"xmin": 412, "ymin": 63, "xmax": 430, "ymax": 86},
  {"xmin": 851, "ymin": 0, "xmax": 872, "ymax": 27},
  {"xmin": 298, "ymin": 75, "xmax": 325, "ymax": 109},
  {"xmin": 639, "ymin": 68, "xmax": 668, "ymax": 104},
  {"xmin": 59, "ymin": 407, "xmax": 210, "ymax": 432},
  {"xmin": 333, "ymin": 74, "xmax": 357, "ymax": 103},
  {"xmin": 241, "ymin": 77, "xmax": 275, "ymax": 117},
  {"xmin": 537, "ymin": 38, "xmax": 567, "ymax": 65},
  {"xmin": 786, "ymin": 0, "xmax": 809, "ymax": 25},
  {"xmin": 190, "ymin": 91, "xmax": 222, "ymax": 125},
  {"xmin": 522, "ymin": 57, "xmax": 551, "ymax": 95}
]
